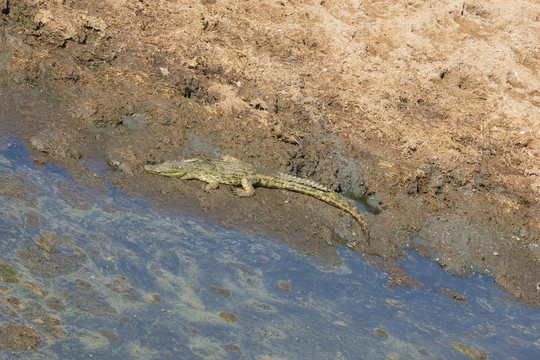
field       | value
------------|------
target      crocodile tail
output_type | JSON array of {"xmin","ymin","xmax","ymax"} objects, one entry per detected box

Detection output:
[
  {"xmin": 261, "ymin": 176, "xmax": 370, "ymax": 243},
  {"xmin": 316, "ymin": 191, "xmax": 370, "ymax": 243},
  {"xmin": 276, "ymin": 173, "xmax": 331, "ymax": 192}
]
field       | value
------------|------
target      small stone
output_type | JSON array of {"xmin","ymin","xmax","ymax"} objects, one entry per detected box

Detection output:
[
  {"xmin": 277, "ymin": 280, "xmax": 291, "ymax": 292},
  {"xmin": 3, "ymin": 296, "xmax": 25, "ymax": 310},
  {"xmin": 207, "ymin": 285, "xmax": 231, "ymax": 298},
  {"xmin": 218, "ymin": 312, "xmax": 237, "ymax": 323},
  {"xmin": 146, "ymin": 293, "xmax": 161, "ymax": 303},
  {"xmin": 442, "ymin": 288, "xmax": 467, "ymax": 302},
  {"xmin": 452, "ymin": 342, "xmax": 487, "ymax": 360},
  {"xmin": 121, "ymin": 114, "xmax": 146, "ymax": 132},
  {"xmin": 223, "ymin": 343, "xmax": 243, "ymax": 356},
  {"xmin": 25, "ymin": 282, "xmax": 49, "ymax": 296},
  {"xmin": 33, "ymin": 237, "xmax": 58, "ymax": 253},
  {"xmin": 528, "ymin": 243, "xmax": 540, "ymax": 256},
  {"xmin": 99, "ymin": 328, "xmax": 118, "ymax": 342},
  {"xmin": 386, "ymin": 299, "xmax": 404, "ymax": 307},
  {"xmin": 45, "ymin": 297, "xmax": 65, "ymax": 311}
]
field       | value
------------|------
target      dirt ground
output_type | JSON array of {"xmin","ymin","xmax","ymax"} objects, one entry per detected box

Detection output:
[{"xmin": 1, "ymin": 0, "xmax": 539, "ymax": 307}]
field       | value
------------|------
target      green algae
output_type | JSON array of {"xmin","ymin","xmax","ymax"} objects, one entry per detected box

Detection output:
[{"xmin": 0, "ymin": 262, "xmax": 18, "ymax": 283}]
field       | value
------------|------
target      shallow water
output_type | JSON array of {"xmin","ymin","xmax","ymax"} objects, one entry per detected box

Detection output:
[{"xmin": 0, "ymin": 134, "xmax": 538, "ymax": 359}]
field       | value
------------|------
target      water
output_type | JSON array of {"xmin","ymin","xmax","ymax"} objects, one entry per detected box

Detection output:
[{"xmin": 0, "ymin": 135, "xmax": 538, "ymax": 359}]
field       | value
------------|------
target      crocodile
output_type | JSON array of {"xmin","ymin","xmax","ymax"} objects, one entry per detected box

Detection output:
[{"xmin": 144, "ymin": 157, "xmax": 370, "ymax": 243}]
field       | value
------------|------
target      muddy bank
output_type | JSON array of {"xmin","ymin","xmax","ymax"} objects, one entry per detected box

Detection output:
[{"xmin": 0, "ymin": 1, "xmax": 539, "ymax": 306}]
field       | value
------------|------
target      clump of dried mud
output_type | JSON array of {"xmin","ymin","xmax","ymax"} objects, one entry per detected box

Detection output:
[{"xmin": 0, "ymin": 0, "xmax": 538, "ymax": 306}]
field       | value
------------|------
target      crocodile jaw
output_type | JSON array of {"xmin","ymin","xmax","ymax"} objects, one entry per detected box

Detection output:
[{"xmin": 144, "ymin": 161, "xmax": 188, "ymax": 177}]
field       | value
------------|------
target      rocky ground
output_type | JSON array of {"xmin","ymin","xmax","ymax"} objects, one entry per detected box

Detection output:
[{"xmin": 1, "ymin": 0, "xmax": 539, "ymax": 309}]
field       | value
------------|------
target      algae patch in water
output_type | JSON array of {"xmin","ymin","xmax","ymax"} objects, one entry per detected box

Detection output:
[{"xmin": 0, "ymin": 262, "xmax": 18, "ymax": 283}]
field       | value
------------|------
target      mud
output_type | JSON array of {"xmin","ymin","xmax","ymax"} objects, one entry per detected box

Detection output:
[
  {"xmin": 0, "ymin": 0, "xmax": 539, "ymax": 310},
  {"xmin": 0, "ymin": 323, "xmax": 42, "ymax": 353}
]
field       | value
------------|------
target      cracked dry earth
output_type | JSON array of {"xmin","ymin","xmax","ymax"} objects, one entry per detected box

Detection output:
[{"xmin": 0, "ymin": 0, "xmax": 539, "ymax": 308}]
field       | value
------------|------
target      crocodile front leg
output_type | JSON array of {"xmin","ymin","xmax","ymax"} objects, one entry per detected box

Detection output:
[{"xmin": 233, "ymin": 177, "xmax": 256, "ymax": 197}]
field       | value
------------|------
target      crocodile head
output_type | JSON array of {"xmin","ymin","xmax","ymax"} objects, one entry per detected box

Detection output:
[{"xmin": 144, "ymin": 159, "xmax": 202, "ymax": 178}]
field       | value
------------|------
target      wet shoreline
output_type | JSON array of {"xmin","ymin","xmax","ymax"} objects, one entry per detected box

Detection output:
[{"xmin": 1, "ymin": 134, "xmax": 539, "ymax": 358}]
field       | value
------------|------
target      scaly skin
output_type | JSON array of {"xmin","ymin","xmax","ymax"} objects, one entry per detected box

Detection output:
[{"xmin": 145, "ymin": 158, "xmax": 370, "ymax": 243}]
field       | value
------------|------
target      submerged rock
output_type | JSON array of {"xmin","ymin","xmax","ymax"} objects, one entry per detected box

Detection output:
[{"xmin": 453, "ymin": 342, "xmax": 488, "ymax": 360}]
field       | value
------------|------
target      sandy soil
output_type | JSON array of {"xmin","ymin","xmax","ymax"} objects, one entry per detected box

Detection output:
[{"xmin": 1, "ymin": 0, "xmax": 539, "ymax": 307}]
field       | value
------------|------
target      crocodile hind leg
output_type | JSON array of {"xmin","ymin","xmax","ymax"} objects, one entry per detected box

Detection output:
[
  {"xmin": 204, "ymin": 181, "xmax": 219, "ymax": 192},
  {"xmin": 232, "ymin": 177, "xmax": 256, "ymax": 197}
]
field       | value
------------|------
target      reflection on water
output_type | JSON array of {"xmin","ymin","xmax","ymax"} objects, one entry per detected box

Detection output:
[{"xmin": 0, "ymin": 135, "xmax": 539, "ymax": 359}]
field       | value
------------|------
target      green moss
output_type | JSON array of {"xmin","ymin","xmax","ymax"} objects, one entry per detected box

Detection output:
[{"xmin": 0, "ymin": 262, "xmax": 18, "ymax": 283}]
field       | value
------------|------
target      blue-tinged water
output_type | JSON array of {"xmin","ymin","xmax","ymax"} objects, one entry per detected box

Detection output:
[{"xmin": 0, "ymin": 135, "xmax": 538, "ymax": 359}]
